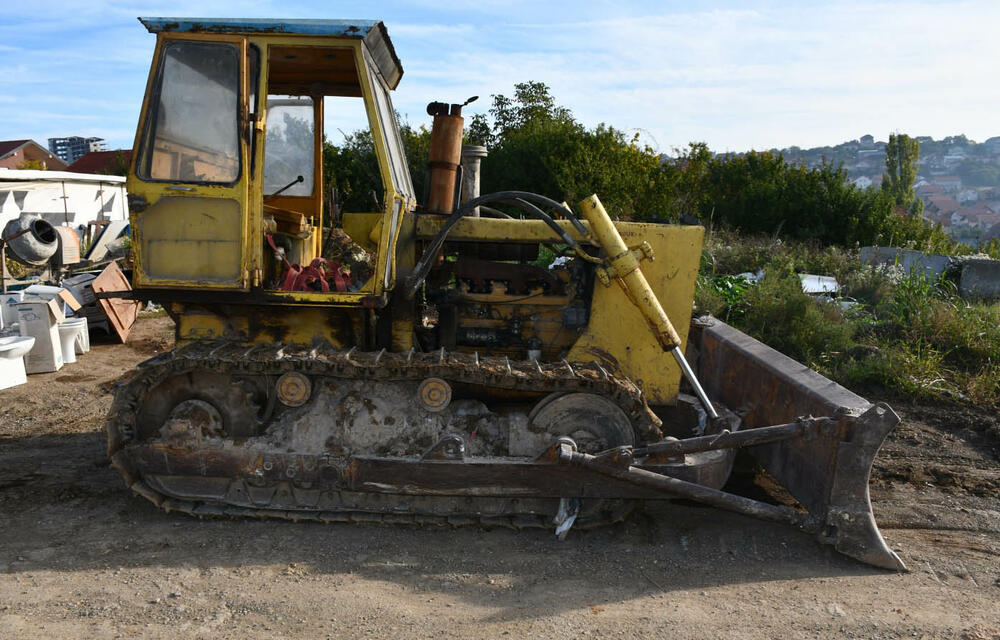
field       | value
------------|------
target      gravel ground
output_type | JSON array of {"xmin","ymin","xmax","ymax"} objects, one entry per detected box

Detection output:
[{"xmin": 1, "ymin": 315, "xmax": 997, "ymax": 639}]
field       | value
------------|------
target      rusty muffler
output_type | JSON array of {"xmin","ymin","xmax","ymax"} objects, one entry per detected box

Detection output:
[{"xmin": 425, "ymin": 97, "xmax": 477, "ymax": 214}]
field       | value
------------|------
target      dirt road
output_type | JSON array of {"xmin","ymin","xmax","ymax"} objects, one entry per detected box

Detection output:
[{"xmin": 1, "ymin": 315, "xmax": 997, "ymax": 639}]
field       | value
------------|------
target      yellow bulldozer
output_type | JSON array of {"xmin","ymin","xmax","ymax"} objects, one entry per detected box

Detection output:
[{"xmin": 104, "ymin": 17, "xmax": 904, "ymax": 570}]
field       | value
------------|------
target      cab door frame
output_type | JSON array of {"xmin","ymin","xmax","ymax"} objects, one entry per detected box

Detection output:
[{"xmin": 127, "ymin": 33, "xmax": 253, "ymax": 290}]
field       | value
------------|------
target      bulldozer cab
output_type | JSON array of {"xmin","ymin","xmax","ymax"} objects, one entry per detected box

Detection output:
[{"xmin": 127, "ymin": 18, "xmax": 413, "ymax": 302}]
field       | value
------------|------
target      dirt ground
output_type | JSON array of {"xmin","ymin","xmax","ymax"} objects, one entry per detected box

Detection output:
[{"xmin": 1, "ymin": 315, "xmax": 998, "ymax": 639}]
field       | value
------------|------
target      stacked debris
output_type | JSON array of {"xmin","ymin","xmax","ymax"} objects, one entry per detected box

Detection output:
[{"xmin": 0, "ymin": 261, "xmax": 138, "ymax": 389}]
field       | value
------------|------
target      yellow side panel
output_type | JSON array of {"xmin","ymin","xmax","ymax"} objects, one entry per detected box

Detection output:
[
  {"xmin": 138, "ymin": 196, "xmax": 243, "ymax": 283},
  {"xmin": 341, "ymin": 212, "xmax": 382, "ymax": 252},
  {"xmin": 567, "ymin": 223, "xmax": 704, "ymax": 406},
  {"xmin": 175, "ymin": 307, "xmax": 249, "ymax": 343},
  {"xmin": 174, "ymin": 304, "xmax": 357, "ymax": 348}
]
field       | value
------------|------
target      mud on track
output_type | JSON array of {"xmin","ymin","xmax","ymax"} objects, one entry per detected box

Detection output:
[{"xmin": 1, "ymin": 315, "xmax": 997, "ymax": 639}]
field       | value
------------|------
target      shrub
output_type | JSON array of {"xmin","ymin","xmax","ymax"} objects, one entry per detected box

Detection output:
[
  {"xmin": 736, "ymin": 265, "xmax": 856, "ymax": 372},
  {"xmin": 700, "ymin": 233, "xmax": 1000, "ymax": 410},
  {"xmin": 966, "ymin": 363, "xmax": 1000, "ymax": 408}
]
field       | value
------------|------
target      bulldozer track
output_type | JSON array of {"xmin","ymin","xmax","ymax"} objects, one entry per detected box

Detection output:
[{"xmin": 106, "ymin": 341, "xmax": 662, "ymax": 530}]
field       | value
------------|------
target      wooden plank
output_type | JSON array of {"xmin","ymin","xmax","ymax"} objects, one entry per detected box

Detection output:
[
  {"xmin": 92, "ymin": 261, "xmax": 140, "ymax": 343},
  {"xmin": 264, "ymin": 204, "xmax": 310, "ymax": 234}
]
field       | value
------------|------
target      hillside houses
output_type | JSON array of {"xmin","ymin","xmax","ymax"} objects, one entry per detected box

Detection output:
[
  {"xmin": 665, "ymin": 132, "xmax": 1000, "ymax": 247},
  {"xmin": 923, "ymin": 193, "xmax": 1000, "ymax": 245},
  {"xmin": 852, "ymin": 174, "xmax": 884, "ymax": 189},
  {"xmin": 783, "ymin": 134, "xmax": 1000, "ymax": 248},
  {"xmin": 933, "ymin": 175, "xmax": 962, "ymax": 192}
]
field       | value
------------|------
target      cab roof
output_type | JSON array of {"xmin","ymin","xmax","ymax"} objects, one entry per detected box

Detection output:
[{"xmin": 138, "ymin": 17, "xmax": 403, "ymax": 89}]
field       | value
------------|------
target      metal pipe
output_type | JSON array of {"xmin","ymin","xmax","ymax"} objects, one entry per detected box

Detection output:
[
  {"xmin": 563, "ymin": 449, "xmax": 811, "ymax": 529},
  {"xmin": 460, "ymin": 145, "xmax": 488, "ymax": 217},
  {"xmin": 426, "ymin": 110, "xmax": 464, "ymax": 214},
  {"xmin": 405, "ymin": 190, "xmax": 590, "ymax": 297},
  {"xmin": 672, "ymin": 348, "xmax": 719, "ymax": 421},
  {"xmin": 633, "ymin": 418, "xmax": 818, "ymax": 458}
]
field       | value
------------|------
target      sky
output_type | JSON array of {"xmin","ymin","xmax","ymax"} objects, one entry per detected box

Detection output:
[{"xmin": 2, "ymin": 0, "xmax": 998, "ymax": 156}]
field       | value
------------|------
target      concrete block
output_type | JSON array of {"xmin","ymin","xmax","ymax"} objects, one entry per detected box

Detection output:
[
  {"xmin": 859, "ymin": 247, "xmax": 951, "ymax": 278},
  {"xmin": 859, "ymin": 246, "xmax": 899, "ymax": 266},
  {"xmin": 958, "ymin": 259, "xmax": 1000, "ymax": 300}
]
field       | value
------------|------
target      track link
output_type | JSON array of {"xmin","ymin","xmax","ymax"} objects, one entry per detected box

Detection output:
[{"xmin": 106, "ymin": 342, "xmax": 662, "ymax": 529}]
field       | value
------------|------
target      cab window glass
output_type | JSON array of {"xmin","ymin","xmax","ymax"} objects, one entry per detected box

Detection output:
[
  {"xmin": 363, "ymin": 47, "xmax": 412, "ymax": 201},
  {"xmin": 138, "ymin": 41, "xmax": 240, "ymax": 183},
  {"xmin": 264, "ymin": 96, "xmax": 315, "ymax": 197}
]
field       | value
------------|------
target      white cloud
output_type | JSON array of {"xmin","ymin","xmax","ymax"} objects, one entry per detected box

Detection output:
[{"xmin": 2, "ymin": 1, "xmax": 999, "ymax": 152}]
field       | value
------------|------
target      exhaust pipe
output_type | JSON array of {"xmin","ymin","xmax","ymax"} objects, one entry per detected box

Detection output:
[{"xmin": 425, "ymin": 97, "xmax": 477, "ymax": 214}]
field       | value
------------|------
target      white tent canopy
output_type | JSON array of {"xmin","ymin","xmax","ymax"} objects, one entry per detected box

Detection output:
[{"xmin": 0, "ymin": 169, "xmax": 128, "ymax": 234}]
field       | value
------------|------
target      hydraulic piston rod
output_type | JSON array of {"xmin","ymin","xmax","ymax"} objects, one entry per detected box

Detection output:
[{"xmin": 577, "ymin": 195, "xmax": 719, "ymax": 420}]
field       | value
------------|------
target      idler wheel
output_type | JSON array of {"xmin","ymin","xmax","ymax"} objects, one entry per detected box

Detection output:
[
  {"xmin": 529, "ymin": 392, "xmax": 635, "ymax": 453},
  {"xmin": 135, "ymin": 371, "xmax": 263, "ymax": 440},
  {"xmin": 417, "ymin": 377, "xmax": 452, "ymax": 412},
  {"xmin": 162, "ymin": 399, "xmax": 224, "ymax": 439}
]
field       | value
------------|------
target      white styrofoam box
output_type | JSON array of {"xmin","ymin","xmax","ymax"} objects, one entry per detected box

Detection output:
[
  {"xmin": 15, "ymin": 298, "xmax": 64, "ymax": 374},
  {"xmin": 23, "ymin": 284, "xmax": 81, "ymax": 316},
  {"xmin": 1, "ymin": 291, "xmax": 26, "ymax": 328},
  {"xmin": 23, "ymin": 284, "xmax": 64, "ymax": 297},
  {"xmin": 61, "ymin": 273, "xmax": 98, "ymax": 306}
]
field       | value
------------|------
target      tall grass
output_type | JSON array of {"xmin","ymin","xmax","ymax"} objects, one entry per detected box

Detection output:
[{"xmin": 697, "ymin": 230, "xmax": 1000, "ymax": 409}]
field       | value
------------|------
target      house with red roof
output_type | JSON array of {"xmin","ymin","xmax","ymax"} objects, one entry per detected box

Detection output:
[
  {"xmin": 916, "ymin": 183, "xmax": 944, "ymax": 199},
  {"xmin": 67, "ymin": 150, "xmax": 131, "ymax": 175},
  {"xmin": 0, "ymin": 139, "xmax": 68, "ymax": 170},
  {"xmin": 926, "ymin": 195, "xmax": 960, "ymax": 217},
  {"xmin": 931, "ymin": 175, "xmax": 962, "ymax": 193}
]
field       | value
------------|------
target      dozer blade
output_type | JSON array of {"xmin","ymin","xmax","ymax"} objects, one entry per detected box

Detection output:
[
  {"xmin": 690, "ymin": 317, "xmax": 906, "ymax": 571},
  {"xmin": 574, "ymin": 194, "xmax": 902, "ymax": 570}
]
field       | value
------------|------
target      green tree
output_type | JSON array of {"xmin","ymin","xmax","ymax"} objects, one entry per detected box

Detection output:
[
  {"xmin": 957, "ymin": 158, "xmax": 1000, "ymax": 187},
  {"xmin": 670, "ymin": 143, "xmax": 712, "ymax": 219},
  {"xmin": 322, "ymin": 130, "xmax": 382, "ymax": 213},
  {"xmin": 882, "ymin": 133, "xmax": 921, "ymax": 214},
  {"xmin": 104, "ymin": 150, "xmax": 130, "ymax": 176},
  {"xmin": 471, "ymin": 82, "xmax": 676, "ymax": 220},
  {"xmin": 399, "ymin": 121, "xmax": 432, "ymax": 202},
  {"xmin": 324, "ymin": 79, "xmax": 965, "ymax": 252},
  {"xmin": 322, "ymin": 119, "xmax": 431, "ymax": 215}
]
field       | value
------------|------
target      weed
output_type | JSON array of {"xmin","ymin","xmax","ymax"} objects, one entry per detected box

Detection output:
[
  {"xmin": 693, "ymin": 275, "xmax": 728, "ymax": 318},
  {"xmin": 846, "ymin": 339, "xmax": 953, "ymax": 401},
  {"xmin": 699, "ymin": 232, "xmax": 1000, "ymax": 410},
  {"xmin": 737, "ymin": 266, "xmax": 856, "ymax": 372},
  {"xmin": 887, "ymin": 270, "xmax": 957, "ymax": 323},
  {"xmin": 966, "ymin": 363, "xmax": 1000, "ymax": 408}
]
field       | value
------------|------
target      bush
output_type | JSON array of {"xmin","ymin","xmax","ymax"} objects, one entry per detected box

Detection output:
[
  {"xmin": 844, "ymin": 338, "xmax": 952, "ymax": 402},
  {"xmin": 697, "ymin": 233, "xmax": 1000, "ymax": 410},
  {"xmin": 736, "ymin": 265, "xmax": 856, "ymax": 372}
]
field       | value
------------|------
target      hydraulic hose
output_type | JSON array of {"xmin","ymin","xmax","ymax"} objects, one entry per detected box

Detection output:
[{"xmin": 404, "ymin": 191, "xmax": 592, "ymax": 298}]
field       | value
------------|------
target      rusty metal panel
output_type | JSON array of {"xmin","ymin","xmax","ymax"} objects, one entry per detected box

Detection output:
[
  {"xmin": 692, "ymin": 316, "xmax": 865, "ymax": 516},
  {"xmin": 693, "ymin": 318, "xmax": 868, "ymax": 424},
  {"xmin": 691, "ymin": 317, "xmax": 904, "ymax": 570}
]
